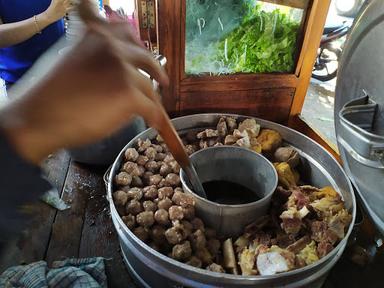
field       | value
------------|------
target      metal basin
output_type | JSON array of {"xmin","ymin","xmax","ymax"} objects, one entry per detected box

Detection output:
[{"xmin": 107, "ymin": 113, "xmax": 356, "ymax": 288}]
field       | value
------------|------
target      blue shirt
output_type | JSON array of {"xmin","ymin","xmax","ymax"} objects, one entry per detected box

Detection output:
[{"xmin": 0, "ymin": 0, "xmax": 65, "ymax": 83}]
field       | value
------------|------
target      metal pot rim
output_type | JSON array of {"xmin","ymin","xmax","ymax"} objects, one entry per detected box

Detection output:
[{"xmin": 107, "ymin": 113, "xmax": 356, "ymax": 281}]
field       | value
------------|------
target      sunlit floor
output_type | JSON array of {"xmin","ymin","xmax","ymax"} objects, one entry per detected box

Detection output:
[{"xmin": 301, "ymin": 77, "xmax": 337, "ymax": 149}]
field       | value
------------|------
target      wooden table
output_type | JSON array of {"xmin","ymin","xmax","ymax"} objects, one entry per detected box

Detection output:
[{"xmin": 0, "ymin": 151, "xmax": 383, "ymax": 288}]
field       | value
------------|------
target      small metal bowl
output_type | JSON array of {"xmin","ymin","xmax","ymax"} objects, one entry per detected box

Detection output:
[{"xmin": 180, "ymin": 146, "xmax": 278, "ymax": 237}]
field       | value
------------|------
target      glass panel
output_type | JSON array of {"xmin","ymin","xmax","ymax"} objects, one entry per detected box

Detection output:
[{"xmin": 185, "ymin": 0, "xmax": 307, "ymax": 75}]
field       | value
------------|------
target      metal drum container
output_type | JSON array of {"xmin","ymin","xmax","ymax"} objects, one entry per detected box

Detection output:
[{"xmin": 107, "ymin": 114, "xmax": 356, "ymax": 288}]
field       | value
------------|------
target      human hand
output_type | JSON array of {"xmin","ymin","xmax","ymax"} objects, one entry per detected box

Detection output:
[
  {"xmin": 0, "ymin": 0, "xmax": 169, "ymax": 164},
  {"xmin": 45, "ymin": 0, "xmax": 74, "ymax": 22}
]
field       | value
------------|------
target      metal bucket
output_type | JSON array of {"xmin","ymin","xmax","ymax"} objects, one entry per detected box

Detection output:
[
  {"xmin": 180, "ymin": 146, "xmax": 278, "ymax": 238},
  {"xmin": 107, "ymin": 114, "xmax": 356, "ymax": 288}
]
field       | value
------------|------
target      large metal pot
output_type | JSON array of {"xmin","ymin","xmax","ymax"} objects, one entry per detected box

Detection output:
[{"xmin": 107, "ymin": 114, "xmax": 356, "ymax": 288}]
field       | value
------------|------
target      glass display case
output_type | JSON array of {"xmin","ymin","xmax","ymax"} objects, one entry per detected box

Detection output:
[
  {"xmin": 185, "ymin": 0, "xmax": 307, "ymax": 75},
  {"xmin": 158, "ymin": 0, "xmax": 330, "ymax": 123}
]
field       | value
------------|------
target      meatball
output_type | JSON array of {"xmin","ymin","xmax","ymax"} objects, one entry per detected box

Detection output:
[
  {"xmin": 150, "ymin": 225, "xmax": 166, "ymax": 243},
  {"xmin": 136, "ymin": 211, "xmax": 155, "ymax": 228},
  {"xmin": 155, "ymin": 153, "xmax": 166, "ymax": 161},
  {"xmin": 137, "ymin": 138, "xmax": 151, "ymax": 152},
  {"xmin": 205, "ymin": 228, "xmax": 217, "ymax": 239},
  {"xmin": 191, "ymin": 218, "xmax": 205, "ymax": 232},
  {"xmin": 189, "ymin": 229, "xmax": 206, "ymax": 250},
  {"xmin": 127, "ymin": 187, "xmax": 143, "ymax": 201},
  {"xmin": 168, "ymin": 161, "xmax": 180, "ymax": 174},
  {"xmin": 142, "ymin": 171, "xmax": 154, "ymax": 185},
  {"xmin": 152, "ymin": 144, "xmax": 163, "ymax": 153},
  {"xmin": 122, "ymin": 214, "xmax": 136, "ymax": 229},
  {"xmin": 172, "ymin": 241, "xmax": 192, "ymax": 261},
  {"xmin": 124, "ymin": 148, "xmax": 139, "ymax": 162},
  {"xmin": 159, "ymin": 163, "xmax": 172, "ymax": 176},
  {"xmin": 169, "ymin": 206, "xmax": 184, "ymax": 221},
  {"xmin": 148, "ymin": 174, "xmax": 163, "ymax": 186},
  {"xmin": 217, "ymin": 117, "xmax": 228, "ymax": 137},
  {"xmin": 206, "ymin": 263, "xmax": 225, "ymax": 273},
  {"xmin": 186, "ymin": 256, "xmax": 202, "ymax": 268},
  {"xmin": 113, "ymin": 190, "xmax": 128, "ymax": 206},
  {"xmin": 157, "ymin": 179, "xmax": 170, "ymax": 188},
  {"xmin": 158, "ymin": 187, "xmax": 174, "ymax": 199},
  {"xmin": 115, "ymin": 172, "xmax": 132, "ymax": 186},
  {"xmin": 136, "ymin": 155, "xmax": 149, "ymax": 166},
  {"xmin": 207, "ymin": 238, "xmax": 221, "ymax": 256},
  {"xmin": 122, "ymin": 161, "xmax": 142, "ymax": 177},
  {"xmin": 143, "ymin": 185, "xmax": 158, "ymax": 200},
  {"xmin": 181, "ymin": 220, "xmax": 193, "ymax": 237},
  {"xmin": 157, "ymin": 198, "xmax": 173, "ymax": 210},
  {"xmin": 172, "ymin": 191, "xmax": 195, "ymax": 208},
  {"xmin": 196, "ymin": 247, "xmax": 213, "ymax": 265},
  {"xmin": 185, "ymin": 145, "xmax": 196, "ymax": 155},
  {"xmin": 145, "ymin": 161, "xmax": 159, "ymax": 173},
  {"xmin": 183, "ymin": 206, "xmax": 195, "ymax": 221},
  {"xmin": 133, "ymin": 226, "xmax": 149, "ymax": 242},
  {"xmin": 143, "ymin": 200, "xmax": 157, "ymax": 212},
  {"xmin": 144, "ymin": 147, "xmax": 157, "ymax": 160},
  {"xmin": 163, "ymin": 154, "xmax": 174, "ymax": 163},
  {"xmin": 154, "ymin": 209, "xmax": 170, "ymax": 226},
  {"xmin": 126, "ymin": 199, "xmax": 143, "ymax": 215},
  {"xmin": 131, "ymin": 176, "xmax": 143, "ymax": 187},
  {"xmin": 165, "ymin": 173, "xmax": 180, "ymax": 187},
  {"xmin": 165, "ymin": 226, "xmax": 186, "ymax": 245}
]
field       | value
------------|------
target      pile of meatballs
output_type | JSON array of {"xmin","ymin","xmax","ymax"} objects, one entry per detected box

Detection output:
[{"xmin": 112, "ymin": 116, "xmax": 351, "ymax": 275}]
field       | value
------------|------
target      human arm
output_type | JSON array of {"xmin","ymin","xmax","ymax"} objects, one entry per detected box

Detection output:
[{"xmin": 0, "ymin": 0, "xmax": 73, "ymax": 48}]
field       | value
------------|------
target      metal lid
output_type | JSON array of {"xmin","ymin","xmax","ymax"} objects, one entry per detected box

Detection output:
[{"xmin": 335, "ymin": 0, "xmax": 384, "ymax": 235}]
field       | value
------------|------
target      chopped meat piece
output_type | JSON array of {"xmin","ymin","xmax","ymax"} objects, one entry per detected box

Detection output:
[
  {"xmin": 115, "ymin": 172, "xmax": 132, "ymax": 186},
  {"xmin": 172, "ymin": 241, "xmax": 192, "ymax": 261},
  {"xmin": 280, "ymin": 207, "xmax": 303, "ymax": 234},
  {"xmin": 133, "ymin": 226, "xmax": 149, "ymax": 242},
  {"xmin": 158, "ymin": 187, "xmax": 174, "ymax": 199},
  {"xmin": 327, "ymin": 209, "xmax": 352, "ymax": 240},
  {"xmin": 148, "ymin": 174, "xmax": 163, "ymax": 186},
  {"xmin": 143, "ymin": 200, "xmax": 157, "ymax": 212},
  {"xmin": 238, "ymin": 118, "xmax": 260, "ymax": 138},
  {"xmin": 199, "ymin": 140, "xmax": 209, "ymax": 149},
  {"xmin": 144, "ymin": 147, "xmax": 157, "ymax": 160},
  {"xmin": 136, "ymin": 211, "xmax": 155, "ymax": 228},
  {"xmin": 122, "ymin": 161, "xmax": 143, "ymax": 177},
  {"xmin": 143, "ymin": 185, "xmax": 158, "ymax": 200},
  {"xmin": 172, "ymin": 191, "xmax": 195, "ymax": 207},
  {"xmin": 274, "ymin": 147, "xmax": 300, "ymax": 168},
  {"xmin": 257, "ymin": 129, "xmax": 282, "ymax": 154},
  {"xmin": 125, "ymin": 148, "xmax": 139, "ymax": 162},
  {"xmin": 169, "ymin": 205, "xmax": 184, "ymax": 221},
  {"xmin": 136, "ymin": 155, "xmax": 149, "ymax": 166},
  {"xmin": 126, "ymin": 199, "xmax": 143, "ymax": 215},
  {"xmin": 189, "ymin": 229, "xmax": 206, "ymax": 250},
  {"xmin": 206, "ymin": 263, "xmax": 225, "ymax": 273},
  {"xmin": 157, "ymin": 198, "xmax": 173, "ymax": 211},
  {"xmin": 286, "ymin": 235, "xmax": 311, "ymax": 254},
  {"xmin": 296, "ymin": 241, "xmax": 319, "ymax": 266},
  {"xmin": 185, "ymin": 145, "xmax": 196, "ymax": 155},
  {"xmin": 317, "ymin": 241, "xmax": 334, "ymax": 258},
  {"xmin": 224, "ymin": 135, "xmax": 237, "ymax": 145},
  {"xmin": 122, "ymin": 214, "xmax": 136, "ymax": 229},
  {"xmin": 154, "ymin": 209, "xmax": 170, "ymax": 226},
  {"xmin": 233, "ymin": 129, "xmax": 248, "ymax": 139},
  {"xmin": 310, "ymin": 196, "xmax": 344, "ymax": 218},
  {"xmin": 236, "ymin": 133, "xmax": 251, "ymax": 148},
  {"xmin": 273, "ymin": 186, "xmax": 292, "ymax": 204},
  {"xmin": 244, "ymin": 216, "xmax": 270, "ymax": 235},
  {"xmin": 310, "ymin": 221, "xmax": 338, "ymax": 245},
  {"xmin": 185, "ymin": 256, "xmax": 202, "ymax": 268},
  {"xmin": 217, "ymin": 117, "xmax": 228, "ymax": 137},
  {"xmin": 150, "ymin": 225, "xmax": 166, "ymax": 243},
  {"xmin": 165, "ymin": 173, "xmax": 180, "ymax": 187},
  {"xmin": 137, "ymin": 139, "xmax": 151, "ymax": 152},
  {"xmin": 225, "ymin": 117, "xmax": 238, "ymax": 133},
  {"xmin": 113, "ymin": 190, "xmax": 128, "ymax": 206},
  {"xmin": 197, "ymin": 129, "xmax": 219, "ymax": 139},
  {"xmin": 253, "ymin": 231, "xmax": 271, "ymax": 246}
]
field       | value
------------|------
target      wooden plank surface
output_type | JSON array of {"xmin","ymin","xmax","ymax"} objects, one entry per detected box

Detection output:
[
  {"xmin": 45, "ymin": 161, "xmax": 92, "ymax": 264},
  {"xmin": 0, "ymin": 151, "xmax": 70, "ymax": 272},
  {"xmin": 78, "ymin": 167, "xmax": 135, "ymax": 288}
]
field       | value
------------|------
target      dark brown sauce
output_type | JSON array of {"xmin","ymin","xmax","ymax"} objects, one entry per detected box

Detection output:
[{"xmin": 202, "ymin": 180, "xmax": 260, "ymax": 205}]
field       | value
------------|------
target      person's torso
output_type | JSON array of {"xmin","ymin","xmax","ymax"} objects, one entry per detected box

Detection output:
[{"xmin": 0, "ymin": 0, "xmax": 65, "ymax": 83}]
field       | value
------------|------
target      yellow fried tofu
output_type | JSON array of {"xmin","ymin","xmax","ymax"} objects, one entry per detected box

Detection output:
[
  {"xmin": 257, "ymin": 129, "xmax": 283, "ymax": 153},
  {"xmin": 274, "ymin": 162, "xmax": 300, "ymax": 189}
]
